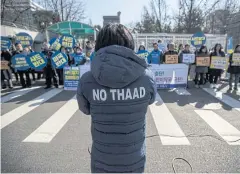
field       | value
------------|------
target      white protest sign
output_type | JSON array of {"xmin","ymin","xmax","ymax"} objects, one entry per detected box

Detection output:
[
  {"xmin": 149, "ymin": 64, "xmax": 188, "ymax": 89},
  {"xmin": 182, "ymin": 54, "xmax": 195, "ymax": 64}
]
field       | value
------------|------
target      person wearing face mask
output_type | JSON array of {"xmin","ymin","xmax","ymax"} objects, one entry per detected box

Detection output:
[
  {"xmin": 137, "ymin": 45, "xmax": 149, "ymax": 63},
  {"xmin": 228, "ymin": 44, "xmax": 240, "ymax": 91},
  {"xmin": 194, "ymin": 45, "xmax": 209, "ymax": 88},
  {"xmin": 16, "ymin": 47, "xmax": 31, "ymax": 88},
  {"xmin": 163, "ymin": 43, "xmax": 179, "ymax": 63},
  {"xmin": 73, "ymin": 47, "xmax": 86, "ymax": 66},
  {"xmin": 147, "ymin": 43, "xmax": 163, "ymax": 64},
  {"xmin": 208, "ymin": 43, "xmax": 226, "ymax": 89}
]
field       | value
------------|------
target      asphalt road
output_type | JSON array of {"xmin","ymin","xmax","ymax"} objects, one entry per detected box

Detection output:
[{"xmin": 1, "ymin": 82, "xmax": 240, "ymax": 173}]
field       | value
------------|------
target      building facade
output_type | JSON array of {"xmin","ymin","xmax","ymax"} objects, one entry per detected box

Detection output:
[{"xmin": 103, "ymin": 12, "xmax": 121, "ymax": 27}]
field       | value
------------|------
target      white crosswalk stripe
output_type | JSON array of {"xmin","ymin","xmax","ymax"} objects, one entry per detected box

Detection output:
[
  {"xmin": 1, "ymin": 86, "xmax": 240, "ymax": 146},
  {"xmin": 203, "ymin": 88, "xmax": 240, "ymax": 113},
  {"xmin": 149, "ymin": 93, "xmax": 190, "ymax": 145},
  {"xmin": 195, "ymin": 110, "xmax": 240, "ymax": 145},
  {"xmin": 23, "ymin": 95, "xmax": 78, "ymax": 143},
  {"xmin": 1, "ymin": 88, "xmax": 63, "ymax": 129},
  {"xmin": 1, "ymin": 86, "xmax": 42, "ymax": 103}
]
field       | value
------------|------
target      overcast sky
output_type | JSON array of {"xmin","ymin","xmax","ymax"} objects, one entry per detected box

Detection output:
[{"xmin": 82, "ymin": 0, "xmax": 179, "ymax": 26}]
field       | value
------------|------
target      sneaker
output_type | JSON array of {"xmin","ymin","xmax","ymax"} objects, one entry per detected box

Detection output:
[
  {"xmin": 54, "ymin": 85, "xmax": 59, "ymax": 88},
  {"xmin": 213, "ymin": 84, "xmax": 217, "ymax": 89},
  {"xmin": 229, "ymin": 87, "xmax": 233, "ymax": 91},
  {"xmin": 195, "ymin": 85, "xmax": 199, "ymax": 88},
  {"xmin": 210, "ymin": 84, "xmax": 214, "ymax": 88}
]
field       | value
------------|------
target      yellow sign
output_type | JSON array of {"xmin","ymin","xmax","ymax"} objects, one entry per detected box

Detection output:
[
  {"xmin": 232, "ymin": 53, "xmax": 240, "ymax": 66},
  {"xmin": 210, "ymin": 56, "xmax": 228, "ymax": 70},
  {"xmin": 1, "ymin": 60, "xmax": 9, "ymax": 70},
  {"xmin": 165, "ymin": 55, "xmax": 178, "ymax": 64},
  {"xmin": 196, "ymin": 57, "xmax": 210, "ymax": 66}
]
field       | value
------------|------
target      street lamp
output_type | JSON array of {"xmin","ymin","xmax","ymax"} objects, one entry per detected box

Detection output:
[{"xmin": 40, "ymin": 21, "xmax": 52, "ymax": 42}]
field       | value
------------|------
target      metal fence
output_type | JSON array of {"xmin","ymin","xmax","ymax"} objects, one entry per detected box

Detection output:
[{"xmin": 132, "ymin": 33, "xmax": 227, "ymax": 52}]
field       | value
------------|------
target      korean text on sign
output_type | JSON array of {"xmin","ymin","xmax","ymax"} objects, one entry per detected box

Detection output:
[
  {"xmin": 210, "ymin": 56, "xmax": 228, "ymax": 70},
  {"xmin": 232, "ymin": 53, "xmax": 240, "ymax": 66},
  {"xmin": 182, "ymin": 54, "xmax": 195, "ymax": 64},
  {"xmin": 196, "ymin": 57, "xmax": 210, "ymax": 66},
  {"xmin": 29, "ymin": 54, "xmax": 46, "ymax": 68},
  {"xmin": 62, "ymin": 36, "xmax": 73, "ymax": 48},
  {"xmin": 64, "ymin": 66, "xmax": 80, "ymax": 91},
  {"xmin": 52, "ymin": 52, "xmax": 68, "ymax": 69},
  {"xmin": 165, "ymin": 55, "xmax": 178, "ymax": 64}
]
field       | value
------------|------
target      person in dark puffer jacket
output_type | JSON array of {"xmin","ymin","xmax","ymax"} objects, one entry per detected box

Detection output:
[
  {"xmin": 77, "ymin": 24, "xmax": 157, "ymax": 173},
  {"xmin": 228, "ymin": 44, "xmax": 240, "ymax": 91}
]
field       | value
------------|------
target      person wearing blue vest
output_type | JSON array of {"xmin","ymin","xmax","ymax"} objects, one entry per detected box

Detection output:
[
  {"xmin": 73, "ymin": 47, "xmax": 86, "ymax": 66},
  {"xmin": 147, "ymin": 43, "xmax": 163, "ymax": 64}
]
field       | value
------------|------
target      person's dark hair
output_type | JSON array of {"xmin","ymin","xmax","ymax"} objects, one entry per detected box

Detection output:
[
  {"xmin": 158, "ymin": 40, "xmax": 162, "ymax": 43},
  {"xmin": 234, "ymin": 44, "xmax": 240, "ymax": 53},
  {"xmin": 95, "ymin": 24, "xmax": 134, "ymax": 52},
  {"xmin": 178, "ymin": 44, "xmax": 183, "ymax": 49},
  {"xmin": 214, "ymin": 43, "xmax": 224, "ymax": 53},
  {"xmin": 15, "ymin": 42, "xmax": 21, "ymax": 47},
  {"xmin": 138, "ymin": 45, "xmax": 145, "ymax": 51},
  {"xmin": 185, "ymin": 44, "xmax": 190, "ymax": 47},
  {"xmin": 86, "ymin": 41, "xmax": 90, "ymax": 44},
  {"xmin": 199, "ymin": 45, "xmax": 208, "ymax": 54},
  {"xmin": 60, "ymin": 46, "xmax": 66, "ymax": 50},
  {"xmin": 153, "ymin": 43, "xmax": 158, "ymax": 46}
]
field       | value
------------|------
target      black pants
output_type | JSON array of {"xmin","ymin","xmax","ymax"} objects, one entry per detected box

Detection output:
[
  {"xmin": 209, "ymin": 75, "xmax": 219, "ymax": 84},
  {"xmin": 45, "ymin": 67, "xmax": 59, "ymax": 87},
  {"xmin": 57, "ymin": 69, "xmax": 63, "ymax": 85},
  {"xmin": 195, "ymin": 73, "xmax": 205, "ymax": 85},
  {"xmin": 31, "ymin": 69, "xmax": 36, "ymax": 81},
  {"xmin": 11, "ymin": 67, "xmax": 19, "ymax": 81},
  {"xmin": 18, "ymin": 71, "xmax": 31, "ymax": 87}
]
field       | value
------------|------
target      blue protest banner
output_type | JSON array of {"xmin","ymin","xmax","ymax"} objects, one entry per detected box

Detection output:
[
  {"xmin": 1, "ymin": 36, "xmax": 11, "ymax": 50},
  {"xmin": 49, "ymin": 38, "xmax": 61, "ymax": 51},
  {"xmin": 11, "ymin": 54, "xmax": 30, "ymax": 71},
  {"xmin": 60, "ymin": 34, "xmax": 75, "ymax": 49},
  {"xmin": 73, "ymin": 53, "xmax": 85, "ymax": 65},
  {"xmin": 27, "ymin": 52, "xmax": 47, "ymax": 70},
  {"xmin": 64, "ymin": 66, "xmax": 80, "ymax": 91},
  {"xmin": 51, "ymin": 51, "xmax": 68, "ymax": 69},
  {"xmin": 16, "ymin": 32, "xmax": 33, "ymax": 47},
  {"xmin": 191, "ymin": 32, "xmax": 206, "ymax": 48}
]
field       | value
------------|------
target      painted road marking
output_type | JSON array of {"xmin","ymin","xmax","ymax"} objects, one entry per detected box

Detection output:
[
  {"xmin": 1, "ymin": 89, "xmax": 63, "ymax": 129},
  {"xmin": 149, "ymin": 93, "xmax": 190, "ymax": 145},
  {"xmin": 195, "ymin": 110, "xmax": 240, "ymax": 145},
  {"xmin": 23, "ymin": 96, "xmax": 78, "ymax": 143}
]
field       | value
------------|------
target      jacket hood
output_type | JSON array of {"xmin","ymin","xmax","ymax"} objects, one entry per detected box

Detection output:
[{"xmin": 91, "ymin": 45, "xmax": 147, "ymax": 88}]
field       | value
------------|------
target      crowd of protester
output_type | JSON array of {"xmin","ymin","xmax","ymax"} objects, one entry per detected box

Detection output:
[
  {"xmin": 138, "ymin": 40, "xmax": 240, "ymax": 90},
  {"xmin": 1, "ymin": 41, "xmax": 95, "ymax": 89}
]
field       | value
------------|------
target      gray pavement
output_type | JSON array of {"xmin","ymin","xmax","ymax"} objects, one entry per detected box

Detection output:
[{"xmin": 1, "ymin": 83, "xmax": 240, "ymax": 173}]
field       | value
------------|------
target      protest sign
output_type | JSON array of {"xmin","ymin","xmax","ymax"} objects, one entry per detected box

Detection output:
[
  {"xmin": 210, "ymin": 56, "xmax": 228, "ymax": 69},
  {"xmin": 60, "ymin": 34, "xmax": 75, "ymax": 49},
  {"xmin": 165, "ymin": 55, "xmax": 178, "ymax": 64},
  {"xmin": 49, "ymin": 38, "xmax": 61, "ymax": 51},
  {"xmin": 1, "ymin": 37, "xmax": 11, "ymax": 50},
  {"xmin": 1, "ymin": 61, "xmax": 9, "ymax": 70},
  {"xmin": 182, "ymin": 54, "xmax": 195, "ymax": 64},
  {"xmin": 73, "ymin": 53, "xmax": 85, "ymax": 65},
  {"xmin": 137, "ymin": 50, "xmax": 149, "ymax": 59},
  {"xmin": 191, "ymin": 32, "xmax": 206, "ymax": 48},
  {"xmin": 64, "ymin": 66, "xmax": 80, "ymax": 90},
  {"xmin": 27, "ymin": 52, "xmax": 47, "ymax": 70},
  {"xmin": 51, "ymin": 51, "xmax": 68, "ymax": 69},
  {"xmin": 11, "ymin": 54, "xmax": 29, "ymax": 71},
  {"xmin": 196, "ymin": 57, "xmax": 210, "ymax": 66},
  {"xmin": 149, "ymin": 64, "xmax": 188, "ymax": 89},
  {"xmin": 16, "ymin": 32, "xmax": 33, "ymax": 47},
  {"xmin": 232, "ymin": 53, "xmax": 240, "ymax": 66}
]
